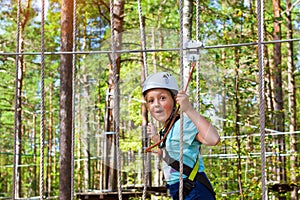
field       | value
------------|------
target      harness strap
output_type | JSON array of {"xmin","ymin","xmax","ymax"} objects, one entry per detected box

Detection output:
[
  {"xmin": 159, "ymin": 115, "xmax": 180, "ymax": 149},
  {"xmin": 162, "ymin": 150, "xmax": 216, "ymax": 198},
  {"xmin": 188, "ymin": 157, "xmax": 199, "ymax": 181}
]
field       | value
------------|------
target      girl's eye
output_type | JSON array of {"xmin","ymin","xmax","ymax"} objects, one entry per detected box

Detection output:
[{"xmin": 147, "ymin": 99, "xmax": 154, "ymax": 104}]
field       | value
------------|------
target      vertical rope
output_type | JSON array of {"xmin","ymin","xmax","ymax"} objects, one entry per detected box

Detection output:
[
  {"xmin": 138, "ymin": 0, "xmax": 148, "ymax": 75},
  {"xmin": 12, "ymin": 0, "xmax": 21, "ymax": 199},
  {"xmin": 195, "ymin": 0, "xmax": 200, "ymax": 41},
  {"xmin": 137, "ymin": 0, "xmax": 150, "ymax": 199},
  {"xmin": 256, "ymin": 0, "xmax": 267, "ymax": 199},
  {"xmin": 195, "ymin": 0, "xmax": 200, "ymax": 112},
  {"xmin": 71, "ymin": 0, "xmax": 77, "ymax": 199},
  {"xmin": 110, "ymin": 1, "xmax": 122, "ymax": 199},
  {"xmin": 40, "ymin": 0, "xmax": 46, "ymax": 198},
  {"xmin": 179, "ymin": 0, "xmax": 184, "ymax": 199}
]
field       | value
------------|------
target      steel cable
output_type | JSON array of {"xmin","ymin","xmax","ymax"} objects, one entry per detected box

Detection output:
[
  {"xmin": 2, "ymin": 38, "xmax": 300, "ymax": 56},
  {"xmin": 256, "ymin": 0, "xmax": 267, "ymax": 199},
  {"xmin": 71, "ymin": 0, "xmax": 77, "ymax": 199},
  {"xmin": 179, "ymin": 0, "xmax": 184, "ymax": 199},
  {"xmin": 195, "ymin": 0, "xmax": 201, "ymax": 112},
  {"xmin": 39, "ymin": 0, "xmax": 46, "ymax": 198}
]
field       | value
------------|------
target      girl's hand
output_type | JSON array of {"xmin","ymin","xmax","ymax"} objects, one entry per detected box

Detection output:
[
  {"xmin": 147, "ymin": 123, "xmax": 159, "ymax": 142},
  {"xmin": 176, "ymin": 91, "xmax": 220, "ymax": 146},
  {"xmin": 176, "ymin": 90, "xmax": 193, "ymax": 112}
]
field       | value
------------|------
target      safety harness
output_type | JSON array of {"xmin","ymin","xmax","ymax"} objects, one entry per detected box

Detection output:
[
  {"xmin": 159, "ymin": 117, "xmax": 216, "ymax": 199},
  {"xmin": 162, "ymin": 149, "xmax": 216, "ymax": 199}
]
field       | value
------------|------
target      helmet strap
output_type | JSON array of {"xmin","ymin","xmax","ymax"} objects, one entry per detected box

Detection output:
[{"xmin": 164, "ymin": 106, "xmax": 177, "ymax": 128}]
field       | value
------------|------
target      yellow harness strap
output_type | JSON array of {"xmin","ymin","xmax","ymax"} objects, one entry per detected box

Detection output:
[{"xmin": 188, "ymin": 156, "xmax": 199, "ymax": 181}]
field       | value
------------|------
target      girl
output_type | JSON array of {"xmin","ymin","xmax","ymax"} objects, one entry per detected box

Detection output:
[{"xmin": 143, "ymin": 72, "xmax": 220, "ymax": 200}]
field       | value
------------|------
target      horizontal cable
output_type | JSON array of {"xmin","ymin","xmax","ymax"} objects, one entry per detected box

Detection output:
[
  {"xmin": 202, "ymin": 151, "xmax": 298, "ymax": 159},
  {"xmin": 203, "ymin": 113, "xmax": 300, "ymax": 135},
  {"xmin": 221, "ymin": 130, "xmax": 300, "ymax": 139},
  {"xmin": 1, "ymin": 150, "xmax": 296, "ymax": 169},
  {"xmin": 1, "ymin": 38, "xmax": 300, "ymax": 56}
]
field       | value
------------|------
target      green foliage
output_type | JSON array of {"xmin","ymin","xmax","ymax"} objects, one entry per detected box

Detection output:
[{"xmin": 0, "ymin": 0, "xmax": 299, "ymax": 199}]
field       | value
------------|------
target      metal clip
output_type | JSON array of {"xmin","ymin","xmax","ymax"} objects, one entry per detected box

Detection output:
[{"xmin": 184, "ymin": 40, "xmax": 203, "ymax": 61}]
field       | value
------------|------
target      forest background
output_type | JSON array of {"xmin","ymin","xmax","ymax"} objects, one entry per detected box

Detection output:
[{"xmin": 0, "ymin": 0, "xmax": 299, "ymax": 199}]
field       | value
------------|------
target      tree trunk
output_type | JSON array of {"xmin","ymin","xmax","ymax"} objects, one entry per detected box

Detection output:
[
  {"xmin": 285, "ymin": 0, "xmax": 298, "ymax": 199},
  {"xmin": 139, "ymin": 14, "xmax": 152, "ymax": 188},
  {"xmin": 234, "ymin": 48, "xmax": 244, "ymax": 199},
  {"xmin": 47, "ymin": 73, "xmax": 54, "ymax": 196},
  {"xmin": 265, "ymin": 44, "xmax": 277, "ymax": 183},
  {"xmin": 77, "ymin": 80, "xmax": 82, "ymax": 188},
  {"xmin": 221, "ymin": 49, "xmax": 228, "ymax": 191},
  {"xmin": 80, "ymin": 22, "xmax": 91, "ymax": 190},
  {"xmin": 182, "ymin": 0, "xmax": 193, "ymax": 85},
  {"xmin": 271, "ymin": 0, "xmax": 286, "ymax": 187},
  {"xmin": 97, "ymin": 76, "xmax": 103, "ymax": 190},
  {"xmin": 151, "ymin": 28, "xmax": 157, "ymax": 72},
  {"xmin": 82, "ymin": 72, "xmax": 91, "ymax": 190},
  {"xmin": 14, "ymin": 0, "xmax": 32, "ymax": 197},
  {"xmin": 14, "ymin": 27, "xmax": 24, "ymax": 200},
  {"xmin": 59, "ymin": 0, "xmax": 74, "ymax": 198},
  {"xmin": 103, "ymin": 0, "xmax": 125, "ymax": 191},
  {"xmin": 32, "ymin": 114, "xmax": 37, "ymax": 196}
]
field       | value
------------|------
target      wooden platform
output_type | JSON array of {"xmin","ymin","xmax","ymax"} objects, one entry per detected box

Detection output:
[
  {"xmin": 76, "ymin": 186, "xmax": 168, "ymax": 200},
  {"xmin": 268, "ymin": 183, "xmax": 297, "ymax": 194},
  {"xmin": 76, "ymin": 191, "xmax": 144, "ymax": 200}
]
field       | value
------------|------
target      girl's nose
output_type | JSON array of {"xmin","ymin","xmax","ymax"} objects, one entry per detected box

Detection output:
[{"xmin": 153, "ymin": 99, "xmax": 160, "ymax": 107}]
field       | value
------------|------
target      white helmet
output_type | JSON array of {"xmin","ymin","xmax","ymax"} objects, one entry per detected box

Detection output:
[{"xmin": 142, "ymin": 72, "xmax": 179, "ymax": 96}]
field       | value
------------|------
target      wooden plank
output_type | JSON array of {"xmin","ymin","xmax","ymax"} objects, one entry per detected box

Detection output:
[
  {"xmin": 76, "ymin": 187, "xmax": 168, "ymax": 200},
  {"xmin": 76, "ymin": 192, "xmax": 144, "ymax": 200}
]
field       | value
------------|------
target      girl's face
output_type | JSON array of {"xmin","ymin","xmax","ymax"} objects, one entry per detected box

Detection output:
[{"xmin": 145, "ymin": 88, "xmax": 175, "ymax": 124}]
